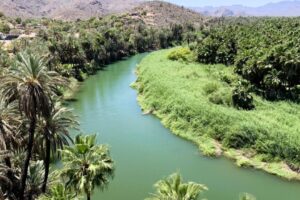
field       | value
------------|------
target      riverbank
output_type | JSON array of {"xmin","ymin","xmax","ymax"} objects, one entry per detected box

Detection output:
[
  {"xmin": 63, "ymin": 77, "xmax": 81, "ymax": 101},
  {"xmin": 133, "ymin": 49, "xmax": 300, "ymax": 181}
]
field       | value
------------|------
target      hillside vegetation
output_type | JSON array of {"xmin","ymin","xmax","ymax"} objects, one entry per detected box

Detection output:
[{"xmin": 134, "ymin": 48, "xmax": 300, "ymax": 179}]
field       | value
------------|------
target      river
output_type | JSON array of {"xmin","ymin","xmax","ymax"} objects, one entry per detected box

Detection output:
[{"xmin": 69, "ymin": 53, "xmax": 300, "ymax": 200}]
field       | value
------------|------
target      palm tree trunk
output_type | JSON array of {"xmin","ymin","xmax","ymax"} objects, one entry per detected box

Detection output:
[
  {"xmin": 87, "ymin": 193, "xmax": 91, "ymax": 200},
  {"xmin": 42, "ymin": 129, "xmax": 51, "ymax": 193},
  {"xmin": 19, "ymin": 118, "xmax": 36, "ymax": 199},
  {"xmin": 4, "ymin": 157, "xmax": 11, "ymax": 168}
]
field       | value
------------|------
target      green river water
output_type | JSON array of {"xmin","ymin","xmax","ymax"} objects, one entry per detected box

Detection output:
[{"xmin": 69, "ymin": 53, "xmax": 300, "ymax": 200}]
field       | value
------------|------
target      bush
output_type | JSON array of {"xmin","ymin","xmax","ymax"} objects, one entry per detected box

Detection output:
[
  {"xmin": 167, "ymin": 47, "xmax": 194, "ymax": 62},
  {"xmin": 196, "ymin": 29, "xmax": 237, "ymax": 65},
  {"xmin": 203, "ymin": 82, "xmax": 220, "ymax": 95},
  {"xmin": 15, "ymin": 17, "xmax": 22, "ymax": 24},
  {"xmin": 220, "ymin": 72, "xmax": 237, "ymax": 85},
  {"xmin": 0, "ymin": 22, "xmax": 10, "ymax": 34},
  {"xmin": 223, "ymin": 125, "xmax": 258, "ymax": 149},
  {"xmin": 287, "ymin": 161, "xmax": 300, "ymax": 173},
  {"xmin": 141, "ymin": 11, "xmax": 147, "ymax": 16},
  {"xmin": 232, "ymin": 84, "xmax": 254, "ymax": 110},
  {"xmin": 208, "ymin": 89, "xmax": 232, "ymax": 106}
]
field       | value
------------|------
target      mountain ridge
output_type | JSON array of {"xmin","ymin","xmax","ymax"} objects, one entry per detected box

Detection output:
[
  {"xmin": 192, "ymin": 0, "xmax": 300, "ymax": 17},
  {"xmin": 0, "ymin": 0, "xmax": 141, "ymax": 20}
]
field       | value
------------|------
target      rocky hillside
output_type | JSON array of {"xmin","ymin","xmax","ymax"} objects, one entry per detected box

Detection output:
[
  {"xmin": 0, "ymin": 0, "xmax": 140, "ymax": 20},
  {"xmin": 132, "ymin": 1, "xmax": 205, "ymax": 27}
]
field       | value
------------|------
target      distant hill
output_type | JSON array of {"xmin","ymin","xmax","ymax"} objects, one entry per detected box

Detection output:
[
  {"xmin": 0, "ymin": 0, "xmax": 205, "ymax": 25},
  {"xmin": 0, "ymin": 0, "xmax": 140, "ymax": 20},
  {"xmin": 132, "ymin": 1, "xmax": 205, "ymax": 27},
  {"xmin": 193, "ymin": 0, "xmax": 300, "ymax": 17}
]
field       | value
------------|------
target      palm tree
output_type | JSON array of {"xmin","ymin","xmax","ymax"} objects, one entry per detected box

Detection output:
[
  {"xmin": 146, "ymin": 173, "xmax": 207, "ymax": 200},
  {"xmin": 0, "ymin": 150, "xmax": 39, "ymax": 199},
  {"xmin": 36, "ymin": 103, "xmax": 78, "ymax": 192},
  {"xmin": 38, "ymin": 183, "xmax": 81, "ymax": 200},
  {"xmin": 0, "ymin": 51, "xmax": 68, "ymax": 198},
  {"xmin": 60, "ymin": 135, "xmax": 114, "ymax": 200},
  {"xmin": 26, "ymin": 160, "xmax": 45, "ymax": 199},
  {"xmin": 0, "ymin": 150, "xmax": 19, "ymax": 199},
  {"xmin": 0, "ymin": 100, "xmax": 21, "ymax": 167}
]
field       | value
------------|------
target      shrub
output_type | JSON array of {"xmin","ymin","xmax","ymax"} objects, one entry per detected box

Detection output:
[
  {"xmin": 208, "ymin": 89, "xmax": 232, "ymax": 106},
  {"xmin": 223, "ymin": 125, "xmax": 258, "ymax": 149},
  {"xmin": 196, "ymin": 29, "xmax": 237, "ymax": 65},
  {"xmin": 141, "ymin": 11, "xmax": 147, "ymax": 16},
  {"xmin": 0, "ymin": 22, "xmax": 10, "ymax": 34},
  {"xmin": 16, "ymin": 17, "xmax": 22, "ymax": 24},
  {"xmin": 232, "ymin": 84, "xmax": 254, "ymax": 110},
  {"xmin": 287, "ymin": 161, "xmax": 300, "ymax": 173},
  {"xmin": 167, "ymin": 47, "xmax": 194, "ymax": 62},
  {"xmin": 203, "ymin": 82, "xmax": 220, "ymax": 95},
  {"xmin": 220, "ymin": 72, "xmax": 237, "ymax": 85}
]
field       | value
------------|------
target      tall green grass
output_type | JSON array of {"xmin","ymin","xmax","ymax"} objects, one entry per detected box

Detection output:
[{"xmin": 135, "ymin": 49, "xmax": 300, "ymax": 168}]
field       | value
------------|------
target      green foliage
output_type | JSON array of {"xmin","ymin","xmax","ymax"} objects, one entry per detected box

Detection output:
[
  {"xmin": 41, "ymin": 16, "xmax": 195, "ymax": 81},
  {"xmin": 0, "ymin": 22, "xmax": 10, "ymax": 34},
  {"xmin": 136, "ymin": 49, "xmax": 300, "ymax": 166},
  {"xmin": 146, "ymin": 173, "xmax": 207, "ymax": 200},
  {"xmin": 15, "ymin": 17, "xmax": 22, "ymax": 24},
  {"xmin": 223, "ymin": 124, "xmax": 258, "ymax": 149},
  {"xmin": 168, "ymin": 47, "xmax": 194, "ymax": 62},
  {"xmin": 203, "ymin": 82, "xmax": 220, "ymax": 95},
  {"xmin": 60, "ymin": 134, "xmax": 114, "ymax": 199},
  {"xmin": 26, "ymin": 161, "xmax": 45, "ymax": 198},
  {"xmin": 0, "ymin": 51, "xmax": 72, "ymax": 199},
  {"xmin": 232, "ymin": 83, "xmax": 255, "ymax": 110},
  {"xmin": 1, "ymin": 51, "xmax": 67, "ymax": 119},
  {"xmin": 195, "ymin": 18, "xmax": 300, "ymax": 101},
  {"xmin": 196, "ymin": 28, "xmax": 237, "ymax": 66},
  {"xmin": 38, "ymin": 183, "xmax": 81, "ymax": 200},
  {"xmin": 0, "ymin": 47, "xmax": 11, "ymax": 68},
  {"xmin": 208, "ymin": 89, "xmax": 232, "ymax": 106}
]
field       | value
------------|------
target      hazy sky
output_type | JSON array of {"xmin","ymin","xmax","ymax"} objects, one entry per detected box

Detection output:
[{"xmin": 163, "ymin": 0, "xmax": 295, "ymax": 7}]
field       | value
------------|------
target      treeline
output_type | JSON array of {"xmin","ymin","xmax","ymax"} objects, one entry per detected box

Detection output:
[
  {"xmin": 2, "ymin": 15, "xmax": 198, "ymax": 82},
  {"xmin": 194, "ymin": 17, "xmax": 300, "ymax": 102}
]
